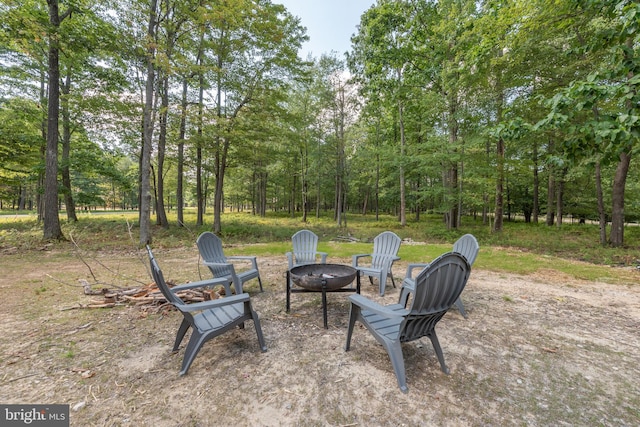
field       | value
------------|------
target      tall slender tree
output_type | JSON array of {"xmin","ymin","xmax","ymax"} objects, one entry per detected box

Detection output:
[
  {"xmin": 139, "ymin": 0, "xmax": 158, "ymax": 245},
  {"xmin": 43, "ymin": 0, "xmax": 74, "ymax": 240}
]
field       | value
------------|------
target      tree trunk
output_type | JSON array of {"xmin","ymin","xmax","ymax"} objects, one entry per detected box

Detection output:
[
  {"xmin": 60, "ymin": 72, "xmax": 77, "ymax": 222},
  {"xmin": 446, "ymin": 98, "xmax": 459, "ymax": 230},
  {"xmin": 43, "ymin": 0, "xmax": 64, "ymax": 240},
  {"xmin": 19, "ymin": 185, "xmax": 26, "ymax": 210},
  {"xmin": 555, "ymin": 168, "xmax": 565, "ymax": 227},
  {"xmin": 194, "ymin": 35, "xmax": 205, "ymax": 226},
  {"xmin": 546, "ymin": 173, "xmax": 555, "ymax": 226},
  {"xmin": 213, "ymin": 153, "xmax": 225, "ymax": 234},
  {"xmin": 177, "ymin": 78, "xmax": 187, "ymax": 227},
  {"xmin": 546, "ymin": 138, "xmax": 555, "ymax": 227},
  {"xmin": 595, "ymin": 160, "xmax": 607, "ymax": 245},
  {"xmin": 38, "ymin": 68, "xmax": 46, "ymax": 222},
  {"xmin": 483, "ymin": 138, "xmax": 490, "ymax": 225},
  {"xmin": 259, "ymin": 170, "xmax": 267, "ymax": 217},
  {"xmin": 493, "ymin": 136, "xmax": 504, "ymax": 233},
  {"xmin": 335, "ymin": 143, "xmax": 344, "ymax": 227},
  {"xmin": 302, "ymin": 144, "xmax": 308, "ymax": 223},
  {"xmin": 492, "ymin": 74, "xmax": 505, "ymax": 233},
  {"xmin": 196, "ymin": 83, "xmax": 204, "ymax": 226},
  {"xmin": 139, "ymin": 0, "xmax": 158, "ymax": 245},
  {"xmin": 375, "ymin": 122, "xmax": 380, "ymax": 221},
  {"xmin": 291, "ymin": 172, "xmax": 296, "ymax": 218},
  {"xmin": 155, "ymin": 74, "xmax": 169, "ymax": 228},
  {"xmin": 212, "ymin": 51, "xmax": 225, "ymax": 234},
  {"xmin": 398, "ymin": 101, "xmax": 406, "ymax": 227},
  {"xmin": 362, "ymin": 190, "xmax": 368, "ymax": 215},
  {"xmin": 213, "ymin": 66, "xmax": 229, "ymax": 233},
  {"xmin": 532, "ymin": 140, "xmax": 539, "ymax": 224},
  {"xmin": 609, "ymin": 151, "xmax": 631, "ymax": 247},
  {"xmin": 315, "ymin": 153, "xmax": 321, "ymax": 219}
]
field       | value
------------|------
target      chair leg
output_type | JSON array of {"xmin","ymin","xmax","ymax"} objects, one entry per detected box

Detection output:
[
  {"xmin": 427, "ymin": 331, "xmax": 450, "ymax": 375},
  {"xmin": 379, "ymin": 272, "xmax": 386, "ymax": 296},
  {"xmin": 344, "ymin": 304, "xmax": 360, "ymax": 351},
  {"xmin": 454, "ymin": 297, "xmax": 468, "ymax": 319},
  {"xmin": 385, "ymin": 342, "xmax": 408, "ymax": 393},
  {"xmin": 179, "ymin": 330, "xmax": 206, "ymax": 376},
  {"xmin": 250, "ymin": 308, "xmax": 267, "ymax": 352},
  {"xmin": 257, "ymin": 276, "xmax": 264, "ymax": 292},
  {"xmin": 173, "ymin": 319, "xmax": 190, "ymax": 352}
]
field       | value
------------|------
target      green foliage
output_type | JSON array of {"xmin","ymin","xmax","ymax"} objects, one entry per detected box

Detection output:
[
  {"xmin": 0, "ymin": 98, "xmax": 42, "ymax": 183},
  {"xmin": 1, "ymin": 0, "xmax": 639, "ymax": 249}
]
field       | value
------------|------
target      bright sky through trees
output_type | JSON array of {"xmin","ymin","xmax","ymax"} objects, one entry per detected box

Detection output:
[{"xmin": 277, "ymin": 0, "xmax": 375, "ymax": 58}]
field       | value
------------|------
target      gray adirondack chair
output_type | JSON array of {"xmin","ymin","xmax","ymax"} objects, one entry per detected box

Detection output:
[
  {"xmin": 404, "ymin": 234, "xmax": 479, "ymax": 318},
  {"xmin": 146, "ymin": 246, "xmax": 267, "ymax": 376},
  {"xmin": 352, "ymin": 231, "xmax": 401, "ymax": 296},
  {"xmin": 197, "ymin": 232, "xmax": 263, "ymax": 293},
  {"xmin": 451, "ymin": 234, "xmax": 479, "ymax": 317},
  {"xmin": 285, "ymin": 229, "xmax": 328, "ymax": 270},
  {"xmin": 345, "ymin": 252, "xmax": 471, "ymax": 393}
]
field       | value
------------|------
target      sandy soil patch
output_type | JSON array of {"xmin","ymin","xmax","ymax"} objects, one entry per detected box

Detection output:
[{"xmin": 1, "ymin": 249, "xmax": 639, "ymax": 426}]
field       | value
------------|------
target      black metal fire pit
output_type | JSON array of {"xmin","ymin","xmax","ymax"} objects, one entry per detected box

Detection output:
[
  {"xmin": 286, "ymin": 264, "xmax": 360, "ymax": 328},
  {"xmin": 290, "ymin": 264, "xmax": 357, "ymax": 291}
]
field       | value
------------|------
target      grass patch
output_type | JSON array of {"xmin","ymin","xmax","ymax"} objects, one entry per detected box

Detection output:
[{"xmin": 1, "ymin": 210, "xmax": 639, "ymax": 285}]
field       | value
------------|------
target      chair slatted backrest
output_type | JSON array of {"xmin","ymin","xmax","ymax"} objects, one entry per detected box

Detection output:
[
  {"xmin": 147, "ymin": 246, "xmax": 184, "ymax": 307},
  {"xmin": 291, "ymin": 230, "xmax": 320, "ymax": 265},
  {"xmin": 197, "ymin": 232, "xmax": 234, "ymax": 278},
  {"xmin": 371, "ymin": 231, "xmax": 401, "ymax": 267},
  {"xmin": 453, "ymin": 234, "xmax": 479, "ymax": 266},
  {"xmin": 400, "ymin": 252, "xmax": 470, "ymax": 342}
]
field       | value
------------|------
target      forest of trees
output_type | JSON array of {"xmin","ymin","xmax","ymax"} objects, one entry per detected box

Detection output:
[{"xmin": 0, "ymin": 0, "xmax": 639, "ymax": 246}]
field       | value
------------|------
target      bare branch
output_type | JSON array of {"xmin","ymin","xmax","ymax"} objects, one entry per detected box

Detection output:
[{"xmin": 69, "ymin": 232, "xmax": 98, "ymax": 282}]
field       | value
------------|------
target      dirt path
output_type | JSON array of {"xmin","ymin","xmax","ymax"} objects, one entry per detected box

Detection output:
[{"xmin": 1, "ymin": 251, "xmax": 639, "ymax": 426}]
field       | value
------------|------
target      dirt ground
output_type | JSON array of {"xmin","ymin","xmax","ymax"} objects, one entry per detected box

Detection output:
[{"xmin": 1, "ymin": 247, "xmax": 639, "ymax": 426}]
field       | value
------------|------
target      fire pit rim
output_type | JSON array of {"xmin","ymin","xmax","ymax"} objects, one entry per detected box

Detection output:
[{"xmin": 289, "ymin": 263, "xmax": 357, "ymax": 291}]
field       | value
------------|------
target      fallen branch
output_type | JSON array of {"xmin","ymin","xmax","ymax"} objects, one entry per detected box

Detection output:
[
  {"xmin": 61, "ymin": 303, "xmax": 117, "ymax": 310},
  {"xmin": 333, "ymin": 235, "xmax": 359, "ymax": 242},
  {"xmin": 71, "ymin": 280, "xmax": 226, "ymax": 311},
  {"xmin": 3, "ymin": 373, "xmax": 39, "ymax": 384}
]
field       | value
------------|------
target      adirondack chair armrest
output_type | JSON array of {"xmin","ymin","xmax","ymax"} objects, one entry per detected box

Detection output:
[
  {"xmin": 285, "ymin": 252, "xmax": 294, "ymax": 269},
  {"xmin": 349, "ymin": 294, "xmax": 408, "ymax": 318},
  {"xmin": 227, "ymin": 255, "xmax": 258, "ymax": 270},
  {"xmin": 203, "ymin": 260, "xmax": 235, "ymax": 269},
  {"xmin": 352, "ymin": 253, "xmax": 372, "ymax": 266},
  {"xmin": 227, "ymin": 255, "xmax": 259, "ymax": 269},
  {"xmin": 317, "ymin": 252, "xmax": 328, "ymax": 263},
  {"xmin": 178, "ymin": 293, "xmax": 251, "ymax": 313},
  {"xmin": 171, "ymin": 277, "xmax": 232, "ymax": 292},
  {"xmin": 398, "ymin": 279, "xmax": 416, "ymax": 307},
  {"xmin": 405, "ymin": 263, "xmax": 429, "ymax": 279}
]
